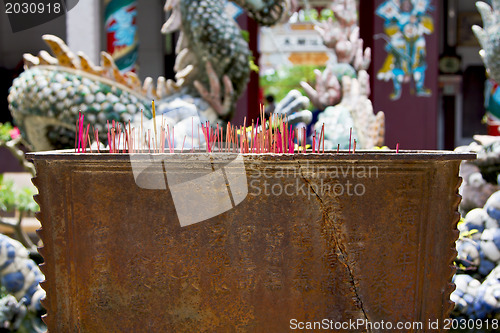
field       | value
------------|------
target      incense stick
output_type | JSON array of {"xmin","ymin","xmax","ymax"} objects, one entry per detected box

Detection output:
[
  {"xmin": 75, "ymin": 101, "xmax": 369, "ymax": 155},
  {"xmin": 348, "ymin": 128, "xmax": 352, "ymax": 153},
  {"xmin": 152, "ymin": 100, "xmax": 157, "ymax": 153}
]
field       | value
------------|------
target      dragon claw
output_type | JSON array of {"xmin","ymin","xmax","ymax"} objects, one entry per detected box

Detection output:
[{"xmin": 194, "ymin": 61, "xmax": 233, "ymax": 117}]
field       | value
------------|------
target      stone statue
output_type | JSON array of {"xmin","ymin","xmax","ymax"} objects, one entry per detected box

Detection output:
[
  {"xmin": 0, "ymin": 234, "xmax": 45, "ymax": 332},
  {"xmin": 299, "ymin": 0, "xmax": 385, "ymax": 149},
  {"xmin": 473, "ymin": 0, "xmax": 500, "ymax": 85},
  {"xmin": 455, "ymin": 1, "xmax": 500, "ymax": 184},
  {"xmin": 8, "ymin": 1, "xmax": 303, "ymax": 151},
  {"xmin": 473, "ymin": 1, "xmax": 500, "ymax": 130}
]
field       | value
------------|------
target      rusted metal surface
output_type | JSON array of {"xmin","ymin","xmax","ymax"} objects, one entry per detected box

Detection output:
[{"xmin": 28, "ymin": 150, "xmax": 475, "ymax": 332}]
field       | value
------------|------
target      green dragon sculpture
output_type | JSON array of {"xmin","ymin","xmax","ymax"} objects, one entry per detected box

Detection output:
[{"xmin": 8, "ymin": 0, "xmax": 298, "ymax": 150}]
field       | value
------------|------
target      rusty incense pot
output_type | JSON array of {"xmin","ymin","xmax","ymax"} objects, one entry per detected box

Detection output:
[{"xmin": 28, "ymin": 150, "xmax": 474, "ymax": 332}]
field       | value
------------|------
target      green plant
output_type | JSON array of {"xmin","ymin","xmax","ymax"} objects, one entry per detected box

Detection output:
[
  {"xmin": 15, "ymin": 187, "xmax": 39, "ymax": 214},
  {"xmin": 0, "ymin": 175, "xmax": 38, "ymax": 214},
  {"xmin": 0, "ymin": 175, "xmax": 39, "ymax": 253},
  {"xmin": 0, "ymin": 122, "xmax": 16, "ymax": 142},
  {"xmin": 0, "ymin": 175, "xmax": 16, "ymax": 212},
  {"xmin": 0, "ymin": 124, "xmax": 43, "ymax": 332},
  {"xmin": 0, "ymin": 122, "xmax": 34, "ymax": 175},
  {"xmin": 260, "ymin": 64, "xmax": 325, "ymax": 104}
]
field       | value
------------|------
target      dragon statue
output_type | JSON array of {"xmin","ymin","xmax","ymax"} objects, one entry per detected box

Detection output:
[
  {"xmin": 473, "ymin": 0, "xmax": 500, "ymax": 85},
  {"xmin": 299, "ymin": 0, "xmax": 385, "ymax": 149},
  {"xmin": 473, "ymin": 0, "xmax": 500, "ymax": 132},
  {"xmin": 454, "ymin": 1, "xmax": 500, "ymax": 186},
  {"xmin": 8, "ymin": 0, "xmax": 304, "ymax": 151}
]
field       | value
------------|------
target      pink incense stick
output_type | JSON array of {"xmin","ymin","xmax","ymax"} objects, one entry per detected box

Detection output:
[
  {"xmin": 106, "ymin": 120, "xmax": 111, "ymax": 152},
  {"xmin": 312, "ymin": 132, "xmax": 316, "ymax": 154},
  {"xmin": 75, "ymin": 117, "xmax": 79, "ymax": 153},
  {"xmin": 85, "ymin": 123, "xmax": 90, "ymax": 152},
  {"xmin": 348, "ymin": 128, "xmax": 352, "ymax": 153},
  {"xmin": 74, "ymin": 106, "xmax": 371, "ymax": 158},
  {"xmin": 303, "ymin": 127, "xmax": 306, "ymax": 153},
  {"xmin": 78, "ymin": 113, "xmax": 84, "ymax": 153},
  {"xmin": 321, "ymin": 123, "xmax": 325, "ymax": 154}
]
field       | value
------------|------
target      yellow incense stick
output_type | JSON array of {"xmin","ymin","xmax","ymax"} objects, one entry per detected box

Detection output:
[{"xmin": 152, "ymin": 100, "xmax": 157, "ymax": 153}]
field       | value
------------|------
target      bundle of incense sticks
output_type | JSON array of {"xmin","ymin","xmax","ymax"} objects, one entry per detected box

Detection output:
[
  {"xmin": 74, "ymin": 102, "xmax": 397, "ymax": 154},
  {"xmin": 75, "ymin": 104, "xmax": 328, "ymax": 154}
]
